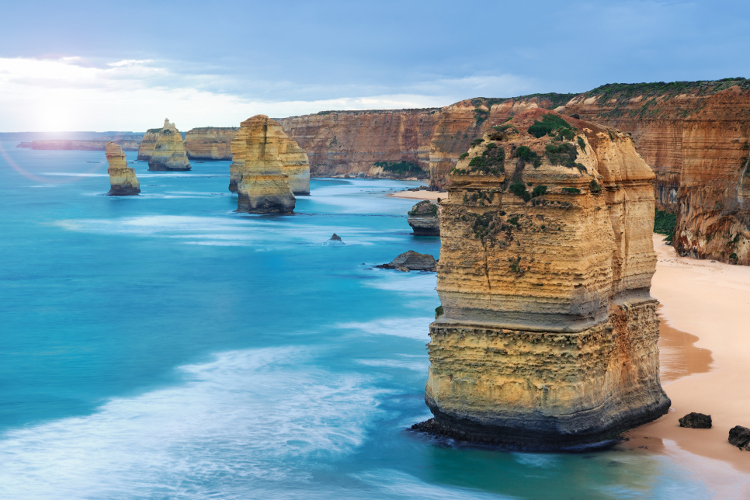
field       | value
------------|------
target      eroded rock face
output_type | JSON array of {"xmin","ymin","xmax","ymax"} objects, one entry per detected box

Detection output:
[
  {"xmin": 147, "ymin": 119, "xmax": 191, "ymax": 171},
  {"xmin": 230, "ymin": 115, "xmax": 296, "ymax": 214},
  {"xmin": 137, "ymin": 128, "xmax": 160, "ymax": 161},
  {"xmin": 277, "ymin": 135, "xmax": 311, "ymax": 195},
  {"xmin": 407, "ymin": 201, "xmax": 440, "ymax": 236},
  {"xmin": 184, "ymin": 127, "xmax": 238, "ymax": 160},
  {"xmin": 424, "ymin": 109, "xmax": 670, "ymax": 449},
  {"xmin": 105, "ymin": 142, "xmax": 140, "ymax": 196}
]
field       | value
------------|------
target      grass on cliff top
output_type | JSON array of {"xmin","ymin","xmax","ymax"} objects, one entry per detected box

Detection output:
[
  {"xmin": 528, "ymin": 114, "xmax": 574, "ymax": 138},
  {"xmin": 587, "ymin": 78, "xmax": 750, "ymax": 103},
  {"xmin": 654, "ymin": 209, "xmax": 677, "ymax": 242}
]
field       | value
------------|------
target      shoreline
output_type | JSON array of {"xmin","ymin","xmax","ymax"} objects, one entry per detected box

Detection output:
[
  {"xmin": 388, "ymin": 189, "xmax": 446, "ymax": 201},
  {"xmin": 620, "ymin": 235, "xmax": 750, "ymax": 495}
]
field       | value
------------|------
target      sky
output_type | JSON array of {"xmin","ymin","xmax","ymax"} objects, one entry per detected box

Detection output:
[{"xmin": 1, "ymin": 0, "xmax": 749, "ymax": 132}]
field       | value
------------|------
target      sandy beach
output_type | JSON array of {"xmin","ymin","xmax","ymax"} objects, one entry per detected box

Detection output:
[
  {"xmin": 388, "ymin": 189, "xmax": 446, "ymax": 201},
  {"xmin": 622, "ymin": 235, "xmax": 750, "ymax": 496}
]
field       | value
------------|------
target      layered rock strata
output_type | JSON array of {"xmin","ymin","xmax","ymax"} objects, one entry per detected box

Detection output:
[
  {"xmin": 147, "ymin": 120, "xmax": 191, "ymax": 171},
  {"xmin": 277, "ymin": 134, "xmax": 311, "ymax": 195},
  {"xmin": 136, "ymin": 128, "xmax": 160, "ymax": 160},
  {"xmin": 407, "ymin": 200, "xmax": 440, "ymax": 236},
  {"xmin": 230, "ymin": 115, "xmax": 295, "ymax": 214},
  {"xmin": 105, "ymin": 142, "xmax": 140, "ymax": 195},
  {"xmin": 184, "ymin": 127, "xmax": 238, "ymax": 160},
  {"xmin": 423, "ymin": 109, "xmax": 670, "ymax": 449}
]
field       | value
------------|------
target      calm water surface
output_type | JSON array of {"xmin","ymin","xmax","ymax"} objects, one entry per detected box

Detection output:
[{"xmin": 0, "ymin": 143, "xmax": 707, "ymax": 499}]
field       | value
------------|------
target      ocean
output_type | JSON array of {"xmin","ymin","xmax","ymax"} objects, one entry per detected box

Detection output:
[{"xmin": 0, "ymin": 143, "xmax": 707, "ymax": 499}]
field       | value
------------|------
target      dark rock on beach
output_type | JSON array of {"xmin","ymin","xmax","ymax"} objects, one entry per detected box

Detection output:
[
  {"xmin": 728, "ymin": 425, "xmax": 750, "ymax": 450},
  {"xmin": 377, "ymin": 250, "xmax": 436, "ymax": 272},
  {"xmin": 678, "ymin": 412, "xmax": 712, "ymax": 429}
]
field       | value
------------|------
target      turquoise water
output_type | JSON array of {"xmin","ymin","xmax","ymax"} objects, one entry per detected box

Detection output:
[{"xmin": 0, "ymin": 143, "xmax": 707, "ymax": 499}]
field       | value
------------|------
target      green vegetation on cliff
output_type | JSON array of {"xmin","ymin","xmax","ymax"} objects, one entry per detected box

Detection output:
[
  {"xmin": 654, "ymin": 209, "xmax": 677, "ymax": 242},
  {"xmin": 374, "ymin": 161, "xmax": 423, "ymax": 175},
  {"xmin": 528, "ymin": 114, "xmax": 574, "ymax": 138}
]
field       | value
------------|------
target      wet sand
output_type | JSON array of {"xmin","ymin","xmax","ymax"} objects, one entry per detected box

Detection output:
[
  {"xmin": 388, "ymin": 190, "xmax": 446, "ymax": 201},
  {"xmin": 622, "ymin": 235, "xmax": 750, "ymax": 496}
]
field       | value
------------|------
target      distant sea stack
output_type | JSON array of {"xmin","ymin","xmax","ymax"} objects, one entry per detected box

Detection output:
[
  {"xmin": 408, "ymin": 200, "xmax": 440, "ymax": 236},
  {"xmin": 147, "ymin": 119, "xmax": 191, "ymax": 171},
  {"xmin": 230, "ymin": 115, "xmax": 296, "ymax": 214},
  {"xmin": 136, "ymin": 128, "xmax": 160, "ymax": 160},
  {"xmin": 184, "ymin": 127, "xmax": 238, "ymax": 160},
  {"xmin": 420, "ymin": 109, "xmax": 670, "ymax": 449},
  {"xmin": 105, "ymin": 142, "xmax": 140, "ymax": 195}
]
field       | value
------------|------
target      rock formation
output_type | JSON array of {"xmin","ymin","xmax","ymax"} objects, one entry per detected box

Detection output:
[
  {"xmin": 729, "ymin": 425, "xmax": 750, "ymax": 450},
  {"xmin": 184, "ymin": 127, "xmax": 238, "ymax": 160},
  {"xmin": 136, "ymin": 128, "xmax": 160, "ymax": 160},
  {"xmin": 277, "ymin": 134, "xmax": 311, "ymax": 195},
  {"xmin": 408, "ymin": 200, "xmax": 440, "ymax": 236},
  {"xmin": 377, "ymin": 251, "xmax": 436, "ymax": 272},
  {"xmin": 105, "ymin": 142, "xmax": 140, "ymax": 196},
  {"xmin": 420, "ymin": 109, "xmax": 670, "ymax": 449},
  {"xmin": 678, "ymin": 412, "xmax": 712, "ymax": 429},
  {"xmin": 147, "ymin": 120, "xmax": 191, "ymax": 171},
  {"xmin": 330, "ymin": 233, "xmax": 342, "ymax": 241},
  {"xmin": 230, "ymin": 115, "xmax": 296, "ymax": 214}
]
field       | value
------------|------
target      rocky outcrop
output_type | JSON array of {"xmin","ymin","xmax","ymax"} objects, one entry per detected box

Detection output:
[
  {"xmin": 136, "ymin": 129, "xmax": 160, "ymax": 160},
  {"xmin": 377, "ymin": 251, "xmax": 436, "ymax": 272},
  {"xmin": 422, "ymin": 109, "xmax": 670, "ymax": 449},
  {"xmin": 407, "ymin": 200, "xmax": 440, "ymax": 236},
  {"xmin": 184, "ymin": 127, "xmax": 237, "ymax": 160},
  {"xmin": 729, "ymin": 425, "xmax": 750, "ymax": 450},
  {"xmin": 277, "ymin": 134, "xmax": 311, "ymax": 195},
  {"xmin": 147, "ymin": 119, "xmax": 191, "ymax": 171},
  {"xmin": 679, "ymin": 412, "xmax": 712, "ymax": 429},
  {"xmin": 230, "ymin": 115, "xmax": 295, "ymax": 214},
  {"xmin": 105, "ymin": 142, "xmax": 140, "ymax": 196}
]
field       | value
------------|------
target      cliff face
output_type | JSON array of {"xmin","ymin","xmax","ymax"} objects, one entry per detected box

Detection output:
[
  {"xmin": 279, "ymin": 109, "xmax": 440, "ymax": 179},
  {"xmin": 424, "ymin": 109, "xmax": 669, "ymax": 448},
  {"xmin": 277, "ymin": 134, "xmax": 311, "ymax": 195},
  {"xmin": 136, "ymin": 129, "xmax": 160, "ymax": 160},
  {"xmin": 561, "ymin": 81, "xmax": 750, "ymax": 265},
  {"xmin": 105, "ymin": 142, "xmax": 140, "ymax": 196},
  {"xmin": 184, "ymin": 127, "xmax": 237, "ymax": 160},
  {"xmin": 148, "ymin": 119, "xmax": 191, "ymax": 171},
  {"xmin": 230, "ymin": 115, "xmax": 296, "ymax": 214}
]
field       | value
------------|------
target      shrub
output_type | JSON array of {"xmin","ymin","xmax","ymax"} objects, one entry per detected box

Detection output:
[
  {"xmin": 528, "ymin": 114, "xmax": 574, "ymax": 138},
  {"xmin": 373, "ymin": 161, "xmax": 422, "ymax": 175},
  {"xmin": 562, "ymin": 187, "xmax": 581, "ymax": 194},
  {"xmin": 654, "ymin": 209, "xmax": 676, "ymax": 242},
  {"xmin": 515, "ymin": 146, "xmax": 542, "ymax": 168},
  {"xmin": 729, "ymin": 253, "xmax": 738, "ymax": 261},
  {"xmin": 577, "ymin": 136, "xmax": 586, "ymax": 152},
  {"xmin": 471, "ymin": 138, "xmax": 484, "ymax": 146},
  {"xmin": 435, "ymin": 305, "xmax": 444, "ymax": 317},
  {"xmin": 459, "ymin": 152, "xmax": 469, "ymax": 159},
  {"xmin": 509, "ymin": 181, "xmax": 531, "ymax": 201},
  {"xmin": 545, "ymin": 143, "xmax": 579, "ymax": 168},
  {"xmin": 466, "ymin": 143, "xmax": 505, "ymax": 175},
  {"xmin": 589, "ymin": 179, "xmax": 602, "ymax": 193},
  {"xmin": 532, "ymin": 185, "xmax": 547, "ymax": 198}
]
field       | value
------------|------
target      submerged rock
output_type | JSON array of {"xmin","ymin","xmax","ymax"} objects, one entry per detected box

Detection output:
[
  {"xmin": 105, "ymin": 142, "xmax": 140, "ymax": 196},
  {"xmin": 729, "ymin": 425, "xmax": 750, "ymax": 450},
  {"xmin": 421, "ymin": 109, "xmax": 670, "ymax": 450},
  {"xmin": 377, "ymin": 251, "xmax": 436, "ymax": 272},
  {"xmin": 230, "ymin": 115, "xmax": 296, "ymax": 214},
  {"xmin": 679, "ymin": 412, "xmax": 712, "ymax": 429},
  {"xmin": 407, "ymin": 200, "xmax": 440, "ymax": 236},
  {"xmin": 148, "ymin": 119, "xmax": 191, "ymax": 171}
]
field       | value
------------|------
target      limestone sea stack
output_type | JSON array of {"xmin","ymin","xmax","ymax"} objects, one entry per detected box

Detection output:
[
  {"xmin": 136, "ymin": 128, "xmax": 160, "ymax": 161},
  {"xmin": 147, "ymin": 119, "xmax": 191, "ymax": 171},
  {"xmin": 229, "ymin": 119, "xmax": 310, "ymax": 196},
  {"xmin": 105, "ymin": 142, "xmax": 140, "ymax": 195},
  {"xmin": 421, "ymin": 109, "xmax": 670, "ymax": 449},
  {"xmin": 408, "ymin": 200, "xmax": 440, "ymax": 235},
  {"xmin": 230, "ymin": 115, "xmax": 296, "ymax": 214}
]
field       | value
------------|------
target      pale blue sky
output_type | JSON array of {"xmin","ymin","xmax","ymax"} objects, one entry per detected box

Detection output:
[{"xmin": 1, "ymin": 0, "xmax": 748, "ymax": 131}]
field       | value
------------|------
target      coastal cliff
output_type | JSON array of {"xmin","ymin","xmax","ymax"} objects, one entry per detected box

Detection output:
[
  {"xmin": 148, "ymin": 119, "xmax": 191, "ymax": 171},
  {"xmin": 105, "ymin": 142, "xmax": 140, "ymax": 195},
  {"xmin": 29, "ymin": 139, "xmax": 140, "ymax": 151},
  {"xmin": 421, "ymin": 110, "xmax": 669, "ymax": 448},
  {"xmin": 230, "ymin": 115, "xmax": 295, "ymax": 214},
  {"xmin": 184, "ymin": 127, "xmax": 237, "ymax": 160}
]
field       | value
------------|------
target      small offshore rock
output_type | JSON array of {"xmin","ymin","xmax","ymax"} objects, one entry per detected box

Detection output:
[
  {"xmin": 330, "ymin": 233, "xmax": 342, "ymax": 241},
  {"xmin": 407, "ymin": 200, "xmax": 440, "ymax": 236},
  {"xmin": 678, "ymin": 412, "xmax": 712, "ymax": 429},
  {"xmin": 377, "ymin": 250, "xmax": 436, "ymax": 272},
  {"xmin": 728, "ymin": 426, "xmax": 750, "ymax": 450}
]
